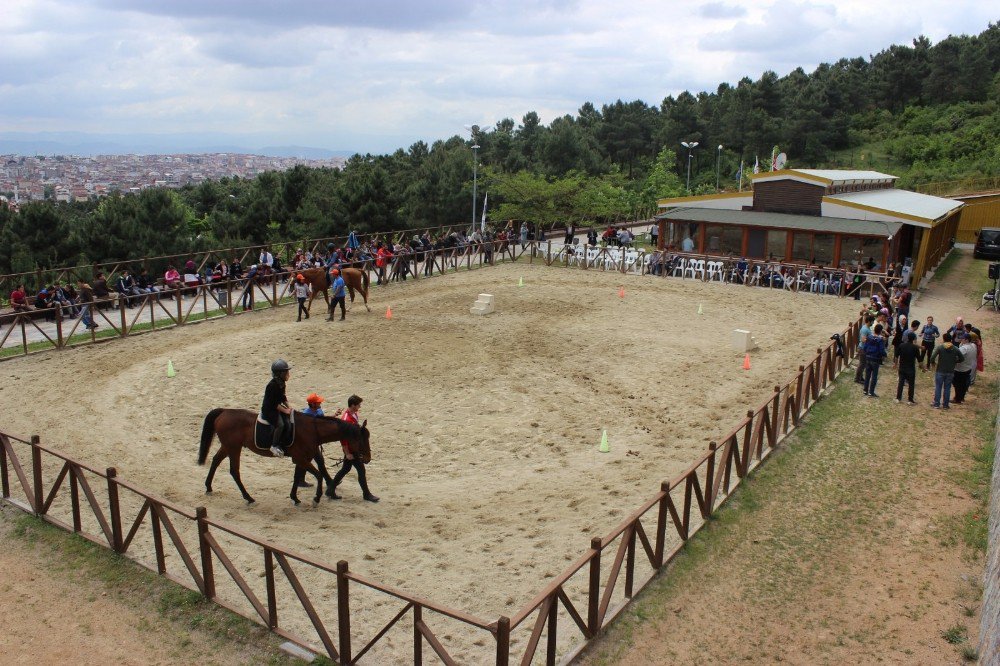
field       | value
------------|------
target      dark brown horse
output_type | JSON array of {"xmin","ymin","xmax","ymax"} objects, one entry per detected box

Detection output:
[
  {"xmin": 198, "ymin": 409, "xmax": 371, "ymax": 505},
  {"xmin": 298, "ymin": 266, "xmax": 372, "ymax": 315}
]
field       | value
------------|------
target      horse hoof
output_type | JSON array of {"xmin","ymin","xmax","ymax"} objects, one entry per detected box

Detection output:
[
  {"xmin": 246, "ymin": 498, "xmax": 255, "ymax": 504},
  {"xmin": 205, "ymin": 489, "xmax": 212, "ymax": 494},
  {"xmin": 291, "ymin": 498, "xmax": 300, "ymax": 506}
]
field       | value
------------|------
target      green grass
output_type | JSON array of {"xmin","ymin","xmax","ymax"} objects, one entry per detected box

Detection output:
[
  {"xmin": 5, "ymin": 510, "xmax": 307, "ymax": 664},
  {"xmin": 941, "ymin": 624, "xmax": 967, "ymax": 644},
  {"xmin": 933, "ymin": 250, "xmax": 960, "ymax": 280}
]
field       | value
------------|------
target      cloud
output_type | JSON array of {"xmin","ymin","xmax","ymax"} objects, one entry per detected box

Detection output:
[
  {"xmin": 0, "ymin": 0, "xmax": 996, "ymax": 154},
  {"xmin": 699, "ymin": 2, "xmax": 747, "ymax": 19}
]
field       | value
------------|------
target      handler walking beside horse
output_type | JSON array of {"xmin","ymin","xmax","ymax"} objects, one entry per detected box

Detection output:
[
  {"xmin": 329, "ymin": 395, "xmax": 379, "ymax": 502},
  {"xmin": 327, "ymin": 268, "xmax": 347, "ymax": 321}
]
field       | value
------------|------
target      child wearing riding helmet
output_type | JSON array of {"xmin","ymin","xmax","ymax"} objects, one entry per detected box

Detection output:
[
  {"xmin": 294, "ymin": 273, "xmax": 311, "ymax": 321},
  {"xmin": 263, "ymin": 359, "xmax": 292, "ymax": 457}
]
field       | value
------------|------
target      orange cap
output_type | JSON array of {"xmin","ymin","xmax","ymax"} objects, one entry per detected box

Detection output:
[
  {"xmin": 296, "ymin": 273, "xmax": 305, "ymax": 280},
  {"xmin": 331, "ymin": 268, "xmax": 340, "ymax": 276},
  {"xmin": 306, "ymin": 393, "xmax": 324, "ymax": 404}
]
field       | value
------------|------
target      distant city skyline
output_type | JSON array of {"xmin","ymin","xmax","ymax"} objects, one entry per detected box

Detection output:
[{"xmin": 2, "ymin": 1, "xmax": 996, "ymax": 156}]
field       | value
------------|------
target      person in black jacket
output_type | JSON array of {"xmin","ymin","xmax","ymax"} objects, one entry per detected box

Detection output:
[
  {"xmin": 262, "ymin": 359, "xmax": 292, "ymax": 457},
  {"xmin": 893, "ymin": 331, "xmax": 924, "ymax": 404}
]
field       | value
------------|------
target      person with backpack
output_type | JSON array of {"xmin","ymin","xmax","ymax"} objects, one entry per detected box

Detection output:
[{"xmin": 862, "ymin": 323, "xmax": 888, "ymax": 398}]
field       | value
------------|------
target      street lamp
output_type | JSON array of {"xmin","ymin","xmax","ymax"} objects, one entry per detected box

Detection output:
[
  {"xmin": 680, "ymin": 141, "xmax": 699, "ymax": 192},
  {"xmin": 471, "ymin": 144, "xmax": 480, "ymax": 231},
  {"xmin": 715, "ymin": 144, "xmax": 723, "ymax": 192}
]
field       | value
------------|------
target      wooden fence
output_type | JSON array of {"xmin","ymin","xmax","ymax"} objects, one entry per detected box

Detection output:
[{"xmin": 0, "ymin": 306, "xmax": 862, "ymax": 663}]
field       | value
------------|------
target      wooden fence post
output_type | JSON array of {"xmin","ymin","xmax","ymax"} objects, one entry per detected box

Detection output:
[
  {"xmin": 495, "ymin": 615, "xmax": 511, "ymax": 666},
  {"xmin": 654, "ymin": 482, "xmax": 669, "ymax": 568},
  {"xmin": 119, "ymin": 295, "xmax": 127, "ymax": 335},
  {"xmin": 587, "ymin": 537, "xmax": 602, "ymax": 634},
  {"xmin": 547, "ymin": 591, "xmax": 558, "ymax": 663},
  {"xmin": 197, "ymin": 506, "xmax": 215, "ymax": 599},
  {"xmin": 265, "ymin": 548, "xmax": 277, "ymax": 629},
  {"xmin": 413, "ymin": 604, "xmax": 423, "ymax": 666},
  {"xmin": 770, "ymin": 387, "xmax": 781, "ymax": 445},
  {"xmin": 705, "ymin": 442, "xmax": 717, "ymax": 512},
  {"xmin": 106, "ymin": 467, "xmax": 123, "ymax": 552},
  {"xmin": 0, "ymin": 434, "xmax": 9, "ymax": 499},
  {"xmin": 176, "ymin": 288, "xmax": 183, "ymax": 323},
  {"xmin": 55, "ymin": 307, "xmax": 64, "ymax": 348},
  {"xmin": 30, "ymin": 435, "xmax": 43, "ymax": 514},
  {"xmin": 337, "ymin": 560, "xmax": 352, "ymax": 664}
]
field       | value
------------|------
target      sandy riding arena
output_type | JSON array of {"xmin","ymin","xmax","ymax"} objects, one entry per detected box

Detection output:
[{"xmin": 0, "ymin": 263, "xmax": 858, "ymax": 661}]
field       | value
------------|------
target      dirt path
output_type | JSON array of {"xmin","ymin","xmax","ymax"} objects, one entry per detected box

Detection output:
[{"xmin": 581, "ymin": 251, "xmax": 995, "ymax": 665}]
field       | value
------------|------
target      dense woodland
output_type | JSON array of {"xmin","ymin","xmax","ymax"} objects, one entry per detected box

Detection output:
[{"xmin": 1, "ymin": 24, "xmax": 998, "ymax": 275}]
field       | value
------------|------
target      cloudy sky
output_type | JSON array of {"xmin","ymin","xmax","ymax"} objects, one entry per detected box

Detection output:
[{"xmin": 1, "ymin": 0, "xmax": 995, "ymax": 154}]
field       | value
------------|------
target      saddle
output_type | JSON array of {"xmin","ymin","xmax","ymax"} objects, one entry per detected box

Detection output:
[{"xmin": 253, "ymin": 412, "xmax": 295, "ymax": 451}]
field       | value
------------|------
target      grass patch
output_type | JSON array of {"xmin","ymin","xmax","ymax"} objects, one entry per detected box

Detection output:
[
  {"xmin": 941, "ymin": 623, "xmax": 967, "ymax": 644},
  {"xmin": 933, "ymin": 250, "xmax": 960, "ymax": 280},
  {"xmin": 4, "ymin": 509, "xmax": 304, "ymax": 663}
]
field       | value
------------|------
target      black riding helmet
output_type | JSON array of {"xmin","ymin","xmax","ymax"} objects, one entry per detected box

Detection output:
[{"xmin": 271, "ymin": 359, "xmax": 290, "ymax": 376}]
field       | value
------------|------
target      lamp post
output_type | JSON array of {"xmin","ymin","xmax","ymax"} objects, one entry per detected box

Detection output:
[
  {"xmin": 715, "ymin": 144, "xmax": 723, "ymax": 192},
  {"xmin": 471, "ymin": 143, "xmax": 480, "ymax": 231},
  {"xmin": 681, "ymin": 141, "xmax": 699, "ymax": 192}
]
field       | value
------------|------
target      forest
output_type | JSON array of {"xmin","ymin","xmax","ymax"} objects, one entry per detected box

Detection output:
[{"xmin": 0, "ymin": 23, "xmax": 997, "ymax": 275}]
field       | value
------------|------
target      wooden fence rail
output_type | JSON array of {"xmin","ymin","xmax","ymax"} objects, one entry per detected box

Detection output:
[{"xmin": 1, "ymin": 256, "xmax": 863, "ymax": 664}]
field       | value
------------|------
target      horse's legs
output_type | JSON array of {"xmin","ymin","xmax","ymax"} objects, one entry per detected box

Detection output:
[
  {"xmin": 290, "ymin": 467, "xmax": 304, "ymax": 505},
  {"xmin": 205, "ymin": 449, "xmax": 228, "ymax": 493},
  {"xmin": 229, "ymin": 450, "xmax": 255, "ymax": 504},
  {"xmin": 346, "ymin": 286, "xmax": 356, "ymax": 311}
]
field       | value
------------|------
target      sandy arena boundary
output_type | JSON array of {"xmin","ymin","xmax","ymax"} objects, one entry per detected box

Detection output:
[{"xmin": 0, "ymin": 262, "xmax": 860, "ymax": 662}]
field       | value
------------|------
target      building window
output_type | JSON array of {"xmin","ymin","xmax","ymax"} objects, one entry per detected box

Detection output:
[
  {"xmin": 813, "ymin": 233, "xmax": 834, "ymax": 265},
  {"xmin": 767, "ymin": 230, "xmax": 788, "ymax": 260},
  {"xmin": 704, "ymin": 224, "xmax": 743, "ymax": 255},
  {"xmin": 792, "ymin": 233, "xmax": 812, "ymax": 262}
]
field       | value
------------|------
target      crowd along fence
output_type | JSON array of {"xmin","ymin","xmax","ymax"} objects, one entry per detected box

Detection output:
[
  {"xmin": 0, "ymin": 303, "xmax": 862, "ymax": 663},
  {"xmin": 2, "ymin": 237, "xmax": 885, "ymax": 359}
]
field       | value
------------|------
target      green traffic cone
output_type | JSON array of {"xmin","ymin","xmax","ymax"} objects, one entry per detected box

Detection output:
[
  {"xmin": 599, "ymin": 429, "xmax": 609, "ymax": 453},
  {"xmin": 167, "ymin": 360, "xmax": 176, "ymax": 378},
  {"xmin": 518, "ymin": 276, "xmax": 525, "ymax": 287},
  {"xmin": 697, "ymin": 303, "xmax": 704, "ymax": 315}
]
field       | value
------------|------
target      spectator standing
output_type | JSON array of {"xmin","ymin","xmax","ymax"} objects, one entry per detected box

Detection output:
[
  {"xmin": 952, "ymin": 335, "xmax": 977, "ymax": 405},
  {"xmin": 241, "ymin": 264, "xmax": 258, "ymax": 311},
  {"xmin": 587, "ymin": 227, "xmax": 598, "ymax": 247},
  {"xmin": 649, "ymin": 223, "xmax": 658, "ymax": 248},
  {"xmin": 920, "ymin": 316, "xmax": 940, "ymax": 370},
  {"xmin": 520, "ymin": 222, "xmax": 529, "ymax": 249},
  {"xmin": 894, "ymin": 331, "xmax": 923, "ymax": 404},
  {"xmin": 862, "ymin": 323, "xmax": 888, "ymax": 398},
  {"xmin": 77, "ymin": 278, "xmax": 97, "ymax": 330},
  {"xmin": 855, "ymin": 314, "xmax": 875, "ymax": 384},
  {"xmin": 930, "ymin": 332, "xmax": 964, "ymax": 409}
]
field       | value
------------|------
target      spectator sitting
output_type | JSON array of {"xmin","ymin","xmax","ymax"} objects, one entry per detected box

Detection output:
[
  {"xmin": 92, "ymin": 272, "xmax": 112, "ymax": 308},
  {"xmin": 9, "ymin": 284, "xmax": 32, "ymax": 312},
  {"xmin": 51, "ymin": 282, "xmax": 78, "ymax": 316},
  {"xmin": 135, "ymin": 269, "xmax": 157, "ymax": 294},
  {"xmin": 114, "ymin": 269, "xmax": 141, "ymax": 306},
  {"xmin": 34, "ymin": 287, "xmax": 55, "ymax": 321},
  {"xmin": 164, "ymin": 265, "xmax": 182, "ymax": 293}
]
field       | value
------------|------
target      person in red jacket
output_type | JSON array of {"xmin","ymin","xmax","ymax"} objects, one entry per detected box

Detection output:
[
  {"xmin": 10, "ymin": 284, "xmax": 32, "ymax": 312},
  {"xmin": 329, "ymin": 395, "xmax": 379, "ymax": 502},
  {"xmin": 375, "ymin": 244, "xmax": 392, "ymax": 285}
]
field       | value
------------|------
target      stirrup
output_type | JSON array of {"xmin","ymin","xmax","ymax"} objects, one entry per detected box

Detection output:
[{"xmin": 270, "ymin": 446, "xmax": 284, "ymax": 458}]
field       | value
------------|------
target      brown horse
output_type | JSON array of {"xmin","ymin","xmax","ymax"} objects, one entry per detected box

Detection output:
[
  {"xmin": 198, "ymin": 408, "xmax": 371, "ymax": 505},
  {"xmin": 298, "ymin": 266, "xmax": 372, "ymax": 316}
]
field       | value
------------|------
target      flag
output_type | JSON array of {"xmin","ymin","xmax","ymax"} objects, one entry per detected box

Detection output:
[
  {"xmin": 481, "ymin": 191, "xmax": 488, "ymax": 232},
  {"xmin": 771, "ymin": 146, "xmax": 779, "ymax": 171},
  {"xmin": 753, "ymin": 156, "xmax": 760, "ymax": 174}
]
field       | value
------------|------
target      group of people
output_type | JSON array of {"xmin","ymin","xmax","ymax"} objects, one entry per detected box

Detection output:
[
  {"xmin": 855, "ymin": 291, "xmax": 984, "ymax": 408},
  {"xmin": 261, "ymin": 359, "xmax": 378, "ymax": 502}
]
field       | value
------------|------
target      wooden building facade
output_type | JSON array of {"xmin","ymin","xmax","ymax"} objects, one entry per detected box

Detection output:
[{"xmin": 656, "ymin": 169, "xmax": 963, "ymax": 287}]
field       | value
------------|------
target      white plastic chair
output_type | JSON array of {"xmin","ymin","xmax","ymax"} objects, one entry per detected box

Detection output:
[
  {"xmin": 585, "ymin": 247, "xmax": 602, "ymax": 268},
  {"xmin": 624, "ymin": 250, "xmax": 640, "ymax": 273},
  {"xmin": 706, "ymin": 260, "xmax": 725, "ymax": 282},
  {"xmin": 672, "ymin": 257, "xmax": 687, "ymax": 277},
  {"xmin": 686, "ymin": 259, "xmax": 706, "ymax": 280},
  {"xmin": 747, "ymin": 265, "xmax": 762, "ymax": 286}
]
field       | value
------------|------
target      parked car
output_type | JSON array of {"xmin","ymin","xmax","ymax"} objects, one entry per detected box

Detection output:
[{"xmin": 974, "ymin": 227, "xmax": 1000, "ymax": 260}]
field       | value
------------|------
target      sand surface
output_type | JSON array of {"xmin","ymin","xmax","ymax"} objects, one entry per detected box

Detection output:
[{"xmin": 0, "ymin": 263, "xmax": 859, "ymax": 662}]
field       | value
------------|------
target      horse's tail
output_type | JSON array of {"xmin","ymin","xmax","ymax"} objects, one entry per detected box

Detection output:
[
  {"xmin": 198, "ymin": 408, "xmax": 225, "ymax": 465},
  {"xmin": 361, "ymin": 266, "xmax": 370, "ymax": 293}
]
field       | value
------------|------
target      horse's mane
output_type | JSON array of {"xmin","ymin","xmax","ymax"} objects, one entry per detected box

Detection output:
[{"xmin": 298, "ymin": 412, "xmax": 365, "ymax": 439}]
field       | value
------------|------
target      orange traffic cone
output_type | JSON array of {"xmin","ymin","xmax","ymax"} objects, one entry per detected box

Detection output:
[
  {"xmin": 743, "ymin": 354, "xmax": 751, "ymax": 371},
  {"xmin": 618, "ymin": 286, "xmax": 625, "ymax": 299},
  {"xmin": 385, "ymin": 306, "xmax": 393, "ymax": 320}
]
